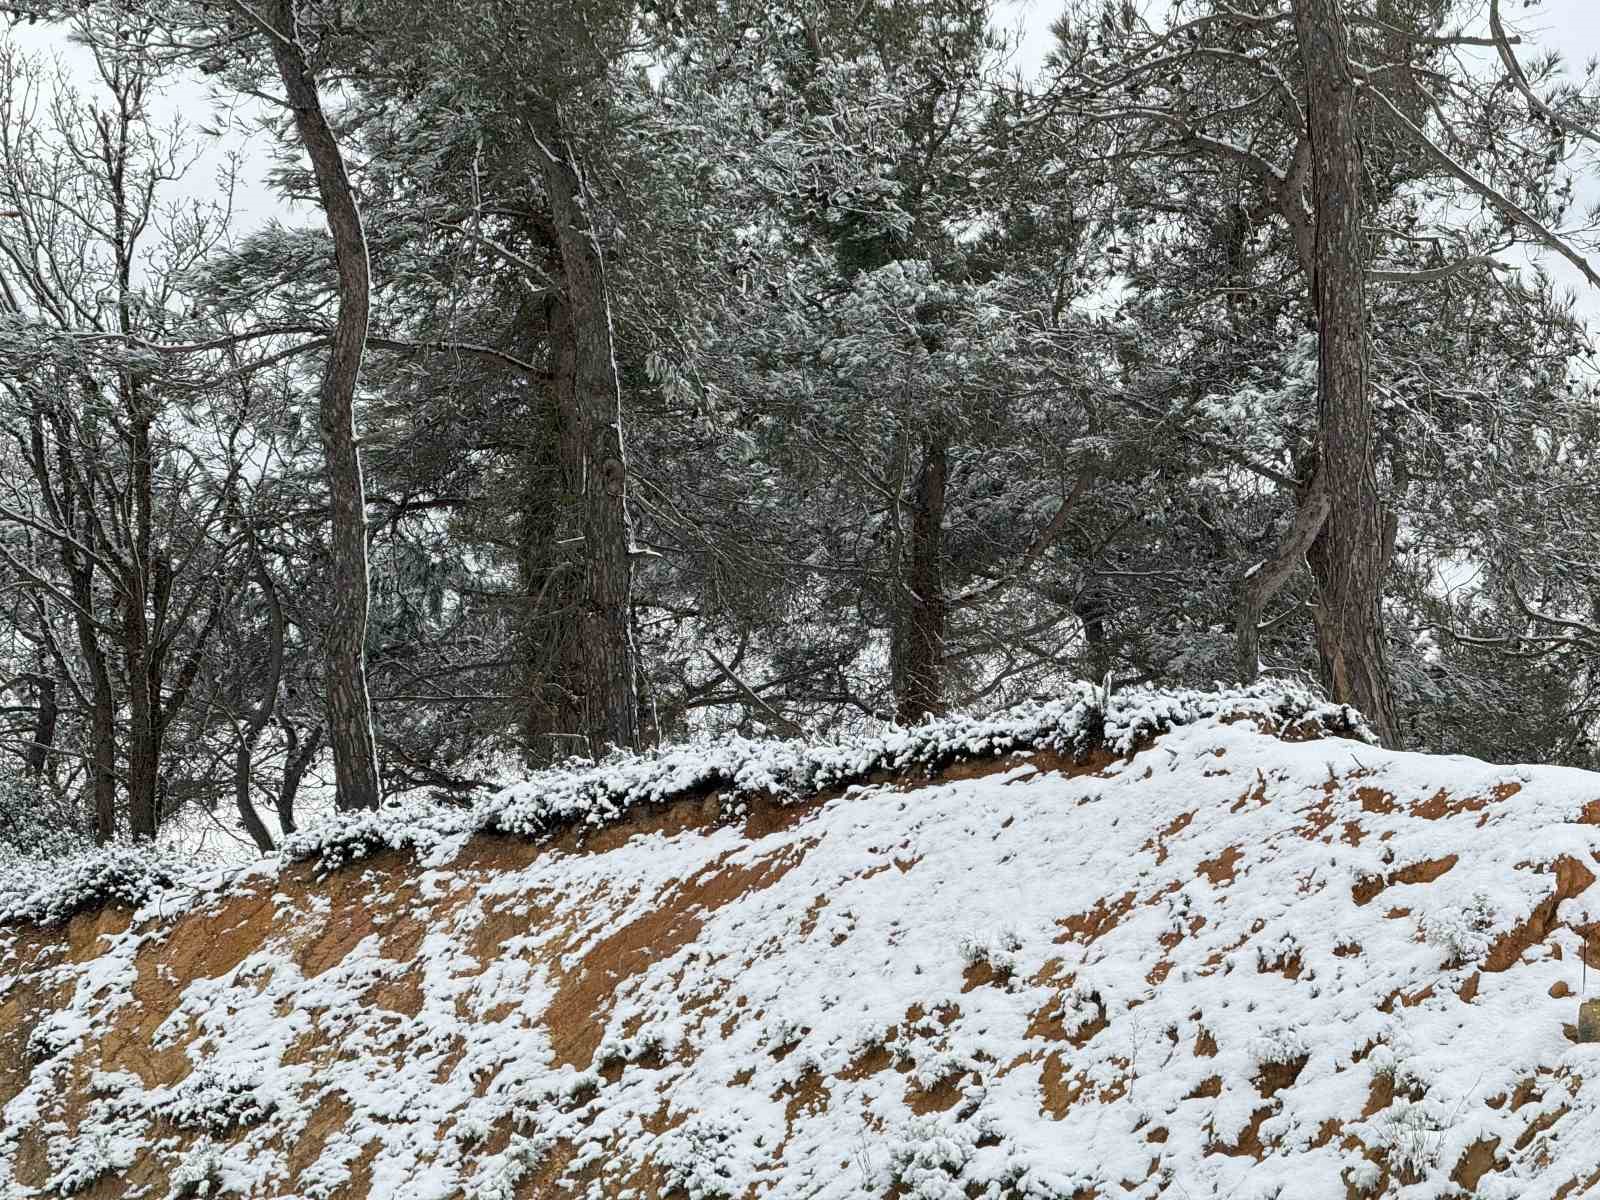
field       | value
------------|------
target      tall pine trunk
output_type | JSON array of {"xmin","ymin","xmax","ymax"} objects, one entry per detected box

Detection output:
[
  {"xmin": 1294, "ymin": 0, "xmax": 1400, "ymax": 746},
  {"xmin": 533, "ymin": 118, "xmax": 640, "ymax": 757},
  {"xmin": 895, "ymin": 424, "xmax": 948, "ymax": 724},
  {"xmin": 266, "ymin": 0, "xmax": 384, "ymax": 808},
  {"xmin": 518, "ymin": 302, "xmax": 587, "ymax": 763}
]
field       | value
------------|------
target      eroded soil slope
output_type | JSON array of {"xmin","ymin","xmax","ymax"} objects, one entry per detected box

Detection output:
[{"xmin": 4, "ymin": 705, "xmax": 1600, "ymax": 1199}]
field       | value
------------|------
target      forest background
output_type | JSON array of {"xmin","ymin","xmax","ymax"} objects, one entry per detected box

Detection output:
[{"xmin": 2, "ymin": 0, "xmax": 1600, "ymax": 861}]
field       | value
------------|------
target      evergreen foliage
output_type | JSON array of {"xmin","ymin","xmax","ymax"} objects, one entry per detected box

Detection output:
[{"xmin": 0, "ymin": 0, "xmax": 1593, "ymax": 851}]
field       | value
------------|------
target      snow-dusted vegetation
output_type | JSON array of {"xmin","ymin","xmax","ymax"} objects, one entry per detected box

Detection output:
[
  {"xmin": 4, "ymin": 697, "xmax": 1600, "ymax": 1198},
  {"xmin": 7, "ymin": 0, "xmax": 1600, "ymax": 1195},
  {"xmin": 4, "ymin": 683, "xmax": 1362, "ymax": 925}
]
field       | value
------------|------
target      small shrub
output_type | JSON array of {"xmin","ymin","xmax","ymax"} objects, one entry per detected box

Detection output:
[
  {"xmin": 594, "ymin": 1026, "xmax": 670, "ymax": 1071},
  {"xmin": 1345, "ymin": 1159, "xmax": 1383, "ymax": 1196},
  {"xmin": 153, "ymin": 1065, "xmax": 279, "ymax": 1134},
  {"xmin": 170, "ymin": 1143, "xmax": 227, "ymax": 1199},
  {"xmin": 0, "ymin": 772, "xmax": 89, "ymax": 858},
  {"xmin": 553, "ymin": 1070, "xmax": 600, "ymax": 1109},
  {"xmin": 464, "ymin": 1134, "xmax": 549, "ymax": 1200},
  {"xmin": 1374, "ymin": 1100, "xmax": 1445, "ymax": 1182},
  {"xmin": 958, "ymin": 933, "xmax": 1018, "ymax": 985},
  {"xmin": 887, "ymin": 1116, "xmax": 979, "ymax": 1200},
  {"xmin": 0, "ymin": 843, "xmax": 177, "ymax": 927},
  {"xmin": 1420, "ymin": 891, "xmax": 1499, "ymax": 966},
  {"xmin": 657, "ymin": 1115, "xmax": 739, "ymax": 1200},
  {"xmin": 1248, "ymin": 1025, "xmax": 1310, "ymax": 1069},
  {"xmin": 909, "ymin": 1049, "xmax": 968, "ymax": 1093},
  {"xmin": 25, "ymin": 1009, "xmax": 83, "ymax": 1066},
  {"xmin": 761, "ymin": 1016, "xmax": 805, "ymax": 1054},
  {"xmin": 50, "ymin": 1135, "xmax": 118, "ymax": 1196},
  {"xmin": 279, "ymin": 799, "xmax": 471, "ymax": 875}
]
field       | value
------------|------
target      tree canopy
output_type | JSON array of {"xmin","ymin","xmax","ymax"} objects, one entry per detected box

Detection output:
[{"xmin": 1, "ymin": 0, "xmax": 1599, "ymax": 851}]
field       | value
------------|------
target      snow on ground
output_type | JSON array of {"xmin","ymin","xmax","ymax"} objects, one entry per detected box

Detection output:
[{"xmin": 2, "ymin": 686, "xmax": 1599, "ymax": 1199}]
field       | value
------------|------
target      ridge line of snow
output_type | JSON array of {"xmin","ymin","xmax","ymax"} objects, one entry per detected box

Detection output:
[{"xmin": 0, "ymin": 683, "xmax": 1368, "ymax": 929}]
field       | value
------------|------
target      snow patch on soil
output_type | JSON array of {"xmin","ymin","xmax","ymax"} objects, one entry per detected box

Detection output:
[{"xmin": 3, "ymin": 686, "xmax": 1599, "ymax": 1198}]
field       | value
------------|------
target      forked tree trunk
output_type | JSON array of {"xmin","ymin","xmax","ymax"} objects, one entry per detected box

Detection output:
[
  {"xmin": 533, "ymin": 116, "xmax": 640, "ymax": 757},
  {"xmin": 1235, "ymin": 474, "xmax": 1329, "ymax": 685},
  {"xmin": 895, "ymin": 424, "xmax": 948, "ymax": 724},
  {"xmin": 1294, "ymin": 0, "xmax": 1400, "ymax": 747},
  {"xmin": 264, "ymin": 0, "xmax": 384, "ymax": 808}
]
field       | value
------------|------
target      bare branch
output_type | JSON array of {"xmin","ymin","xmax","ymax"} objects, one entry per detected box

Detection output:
[
  {"xmin": 949, "ymin": 467, "xmax": 1095, "ymax": 611},
  {"xmin": 1367, "ymin": 255, "xmax": 1511, "ymax": 284},
  {"xmin": 704, "ymin": 647, "xmax": 805, "ymax": 739},
  {"xmin": 1364, "ymin": 84, "xmax": 1600, "ymax": 291},
  {"xmin": 1349, "ymin": 13, "xmax": 1517, "ymax": 49},
  {"xmin": 1236, "ymin": 473, "xmax": 1330, "ymax": 684},
  {"xmin": 1489, "ymin": 0, "xmax": 1600, "ymax": 148}
]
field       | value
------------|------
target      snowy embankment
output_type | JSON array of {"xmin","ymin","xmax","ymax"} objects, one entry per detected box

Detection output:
[{"xmin": 3, "ymin": 684, "xmax": 1600, "ymax": 1199}]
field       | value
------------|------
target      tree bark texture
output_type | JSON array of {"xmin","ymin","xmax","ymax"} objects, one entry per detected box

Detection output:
[
  {"xmin": 1294, "ymin": 0, "xmax": 1400, "ymax": 746},
  {"xmin": 895, "ymin": 424, "xmax": 948, "ymax": 724},
  {"xmin": 235, "ymin": 543, "xmax": 285, "ymax": 854},
  {"xmin": 124, "ymin": 593, "xmax": 159, "ymax": 840},
  {"xmin": 265, "ymin": 0, "xmax": 384, "ymax": 808},
  {"xmin": 1074, "ymin": 591, "xmax": 1113, "ymax": 684},
  {"xmin": 533, "ymin": 118, "xmax": 640, "ymax": 757},
  {"xmin": 86, "ymin": 645, "xmax": 117, "ymax": 843},
  {"xmin": 124, "ymin": 408, "xmax": 159, "ymax": 840},
  {"xmin": 518, "ymin": 303, "xmax": 587, "ymax": 764}
]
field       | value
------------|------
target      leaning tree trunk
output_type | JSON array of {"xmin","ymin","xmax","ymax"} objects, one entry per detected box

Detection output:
[
  {"xmin": 895, "ymin": 424, "xmax": 948, "ymax": 724},
  {"xmin": 22, "ymin": 673, "xmax": 56, "ymax": 779},
  {"xmin": 277, "ymin": 720, "xmax": 321, "ymax": 837},
  {"xmin": 1294, "ymin": 0, "xmax": 1400, "ymax": 747},
  {"xmin": 533, "ymin": 116, "xmax": 640, "ymax": 757},
  {"xmin": 1235, "ymin": 472, "xmax": 1329, "ymax": 685},
  {"xmin": 265, "ymin": 0, "xmax": 383, "ymax": 808}
]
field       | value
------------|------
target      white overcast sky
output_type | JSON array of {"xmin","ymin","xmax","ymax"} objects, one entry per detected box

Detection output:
[
  {"xmin": 1006, "ymin": 0, "xmax": 1600, "ymax": 83},
  {"xmin": 7, "ymin": 1, "xmax": 1600, "ymax": 304}
]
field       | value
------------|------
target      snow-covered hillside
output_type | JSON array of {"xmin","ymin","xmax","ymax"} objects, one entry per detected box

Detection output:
[{"xmin": 3, "ymin": 686, "xmax": 1600, "ymax": 1199}]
